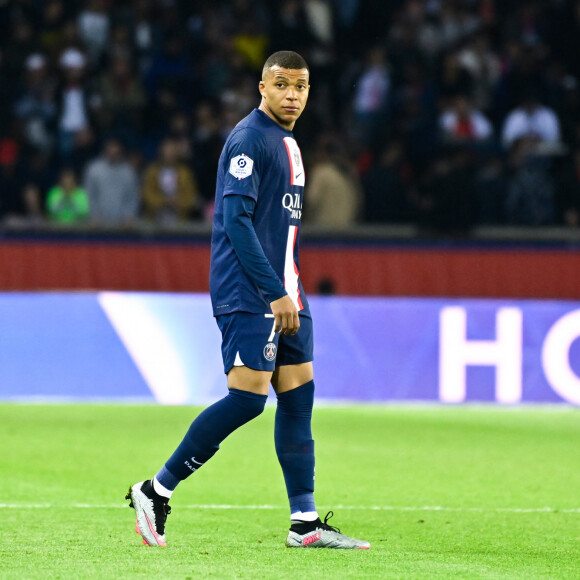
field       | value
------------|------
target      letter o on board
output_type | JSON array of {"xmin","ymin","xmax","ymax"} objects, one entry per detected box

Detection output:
[{"xmin": 542, "ymin": 309, "xmax": 580, "ymax": 404}]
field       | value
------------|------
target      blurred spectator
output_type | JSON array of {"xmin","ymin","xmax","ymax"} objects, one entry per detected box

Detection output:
[
  {"xmin": 437, "ymin": 51, "xmax": 474, "ymax": 109},
  {"xmin": 20, "ymin": 183, "xmax": 44, "ymax": 224},
  {"xmin": 539, "ymin": 59, "xmax": 571, "ymax": 121},
  {"xmin": 46, "ymin": 168, "xmax": 89, "ymax": 224},
  {"xmin": 0, "ymin": 49, "xmax": 14, "ymax": 135},
  {"xmin": 14, "ymin": 53, "xmax": 57, "ymax": 154},
  {"xmin": 501, "ymin": 91, "xmax": 561, "ymax": 149},
  {"xmin": 304, "ymin": 0, "xmax": 336, "ymax": 82},
  {"xmin": 475, "ymin": 155, "xmax": 506, "ymax": 225},
  {"xmin": 142, "ymin": 137, "xmax": 198, "ymax": 224},
  {"xmin": 389, "ymin": 1, "xmax": 442, "ymax": 65},
  {"xmin": 305, "ymin": 0, "xmax": 335, "ymax": 51},
  {"xmin": 0, "ymin": 139, "xmax": 25, "ymax": 219},
  {"xmin": 545, "ymin": 0, "xmax": 580, "ymax": 84},
  {"xmin": 351, "ymin": 45, "xmax": 390, "ymax": 148},
  {"xmin": 145, "ymin": 34, "xmax": 193, "ymax": 121},
  {"xmin": 220, "ymin": 69, "xmax": 258, "ymax": 127},
  {"xmin": 502, "ymin": 2, "xmax": 547, "ymax": 51},
  {"xmin": 505, "ymin": 138, "xmax": 555, "ymax": 225},
  {"xmin": 24, "ymin": 150, "xmax": 58, "ymax": 207},
  {"xmin": 192, "ymin": 101, "xmax": 225, "ymax": 213},
  {"xmin": 439, "ymin": 1, "xmax": 481, "ymax": 49},
  {"xmin": 232, "ymin": 18, "xmax": 268, "ymax": 72},
  {"xmin": 439, "ymin": 94, "xmax": 493, "ymax": 144},
  {"xmin": 0, "ymin": 136, "xmax": 44, "ymax": 225},
  {"xmin": 333, "ymin": 0, "xmax": 362, "ymax": 56},
  {"xmin": 457, "ymin": 30, "xmax": 501, "ymax": 113},
  {"xmin": 61, "ymin": 16, "xmax": 85, "ymax": 51},
  {"xmin": 362, "ymin": 140, "xmax": 411, "ymax": 223},
  {"xmin": 418, "ymin": 145, "xmax": 478, "ymax": 231},
  {"xmin": 38, "ymin": 1, "xmax": 70, "ymax": 57},
  {"xmin": 78, "ymin": 0, "xmax": 110, "ymax": 63},
  {"xmin": 108, "ymin": 24, "xmax": 137, "ymax": 65},
  {"xmin": 96, "ymin": 55, "xmax": 146, "ymax": 139},
  {"xmin": 131, "ymin": 2, "xmax": 158, "ymax": 74},
  {"xmin": 305, "ymin": 135, "xmax": 362, "ymax": 227},
  {"xmin": 497, "ymin": 41, "xmax": 546, "ymax": 116},
  {"xmin": 392, "ymin": 59, "xmax": 438, "ymax": 166},
  {"xmin": 387, "ymin": 6, "xmax": 425, "ymax": 81},
  {"xmin": 57, "ymin": 48, "xmax": 95, "ymax": 157},
  {"xmin": 67, "ymin": 127, "xmax": 98, "ymax": 174},
  {"xmin": 270, "ymin": 0, "xmax": 315, "ymax": 56},
  {"xmin": 199, "ymin": 46, "xmax": 234, "ymax": 101},
  {"xmin": 3, "ymin": 19, "xmax": 38, "ymax": 82},
  {"xmin": 167, "ymin": 111, "xmax": 194, "ymax": 164},
  {"xmin": 83, "ymin": 138, "xmax": 139, "ymax": 226}
]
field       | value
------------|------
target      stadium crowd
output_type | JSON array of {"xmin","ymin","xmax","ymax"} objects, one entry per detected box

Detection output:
[{"xmin": 1, "ymin": 0, "xmax": 580, "ymax": 231}]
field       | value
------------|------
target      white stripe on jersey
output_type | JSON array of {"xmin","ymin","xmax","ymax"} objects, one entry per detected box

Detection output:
[
  {"xmin": 283, "ymin": 137, "xmax": 305, "ymax": 186},
  {"xmin": 284, "ymin": 225, "xmax": 303, "ymax": 311}
]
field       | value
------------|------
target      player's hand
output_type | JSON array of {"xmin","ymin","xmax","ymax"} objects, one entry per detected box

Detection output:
[{"xmin": 270, "ymin": 295, "xmax": 300, "ymax": 335}]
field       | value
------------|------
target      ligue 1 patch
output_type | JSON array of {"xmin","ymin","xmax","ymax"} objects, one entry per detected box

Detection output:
[
  {"xmin": 229, "ymin": 154, "xmax": 254, "ymax": 180},
  {"xmin": 263, "ymin": 342, "xmax": 277, "ymax": 361}
]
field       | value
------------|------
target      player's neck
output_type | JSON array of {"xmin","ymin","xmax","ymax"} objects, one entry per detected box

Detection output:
[{"xmin": 258, "ymin": 103, "xmax": 295, "ymax": 131}]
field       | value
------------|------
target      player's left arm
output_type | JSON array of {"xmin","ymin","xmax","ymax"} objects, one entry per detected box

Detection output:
[{"xmin": 223, "ymin": 194, "xmax": 299, "ymax": 335}]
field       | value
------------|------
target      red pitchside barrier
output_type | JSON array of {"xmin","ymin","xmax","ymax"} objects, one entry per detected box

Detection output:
[{"xmin": 1, "ymin": 240, "xmax": 580, "ymax": 299}]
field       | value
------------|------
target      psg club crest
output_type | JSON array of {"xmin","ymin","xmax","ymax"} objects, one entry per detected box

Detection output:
[
  {"xmin": 263, "ymin": 342, "xmax": 277, "ymax": 361},
  {"xmin": 229, "ymin": 154, "xmax": 254, "ymax": 180}
]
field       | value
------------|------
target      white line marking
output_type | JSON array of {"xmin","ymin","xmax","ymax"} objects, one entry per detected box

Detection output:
[{"xmin": 0, "ymin": 504, "xmax": 579, "ymax": 513}]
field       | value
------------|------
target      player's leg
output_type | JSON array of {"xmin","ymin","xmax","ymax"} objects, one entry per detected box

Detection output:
[
  {"xmin": 153, "ymin": 368, "xmax": 270, "ymax": 493},
  {"xmin": 126, "ymin": 312, "xmax": 275, "ymax": 546},
  {"xmin": 127, "ymin": 376, "xmax": 270, "ymax": 547},
  {"xmin": 272, "ymin": 316, "xmax": 370, "ymax": 549},
  {"xmin": 271, "ymin": 361, "xmax": 317, "ymax": 521}
]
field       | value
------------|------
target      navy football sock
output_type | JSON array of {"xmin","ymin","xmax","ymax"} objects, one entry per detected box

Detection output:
[
  {"xmin": 156, "ymin": 388, "xmax": 267, "ymax": 490},
  {"xmin": 275, "ymin": 380, "xmax": 316, "ymax": 515}
]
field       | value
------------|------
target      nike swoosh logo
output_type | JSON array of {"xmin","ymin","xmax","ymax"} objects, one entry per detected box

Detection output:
[{"xmin": 295, "ymin": 172, "xmax": 302, "ymax": 180}]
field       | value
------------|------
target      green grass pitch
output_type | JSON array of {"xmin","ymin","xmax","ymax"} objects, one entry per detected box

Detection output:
[{"xmin": 1, "ymin": 403, "xmax": 580, "ymax": 579}]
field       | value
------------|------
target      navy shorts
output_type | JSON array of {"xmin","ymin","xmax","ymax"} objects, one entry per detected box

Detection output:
[{"xmin": 216, "ymin": 311, "xmax": 314, "ymax": 373}]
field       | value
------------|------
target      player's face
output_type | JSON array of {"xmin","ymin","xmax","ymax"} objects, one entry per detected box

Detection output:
[{"xmin": 259, "ymin": 66, "xmax": 310, "ymax": 130}]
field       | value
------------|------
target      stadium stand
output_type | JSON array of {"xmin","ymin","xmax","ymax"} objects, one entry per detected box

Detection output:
[{"xmin": 1, "ymin": 0, "xmax": 580, "ymax": 231}]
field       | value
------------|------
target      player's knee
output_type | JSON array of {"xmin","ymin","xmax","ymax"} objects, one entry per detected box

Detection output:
[
  {"xmin": 276, "ymin": 380, "xmax": 314, "ymax": 416},
  {"xmin": 228, "ymin": 388, "xmax": 268, "ymax": 420}
]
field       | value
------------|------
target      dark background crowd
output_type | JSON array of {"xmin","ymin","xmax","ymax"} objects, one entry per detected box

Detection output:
[{"xmin": 2, "ymin": 0, "xmax": 580, "ymax": 232}]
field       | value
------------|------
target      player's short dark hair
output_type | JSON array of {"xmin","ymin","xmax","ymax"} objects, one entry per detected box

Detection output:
[{"xmin": 262, "ymin": 51, "xmax": 309, "ymax": 78}]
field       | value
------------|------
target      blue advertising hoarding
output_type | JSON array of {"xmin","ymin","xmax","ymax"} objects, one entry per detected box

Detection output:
[{"xmin": 0, "ymin": 292, "xmax": 579, "ymax": 404}]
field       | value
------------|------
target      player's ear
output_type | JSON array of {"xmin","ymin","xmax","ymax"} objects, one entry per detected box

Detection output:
[{"xmin": 258, "ymin": 81, "xmax": 265, "ymax": 96}]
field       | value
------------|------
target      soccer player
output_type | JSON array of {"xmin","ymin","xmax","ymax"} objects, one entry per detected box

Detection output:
[{"xmin": 126, "ymin": 51, "xmax": 370, "ymax": 550}]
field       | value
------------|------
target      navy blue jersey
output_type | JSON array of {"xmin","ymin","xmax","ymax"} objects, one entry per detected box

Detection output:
[{"xmin": 210, "ymin": 109, "xmax": 309, "ymax": 316}]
